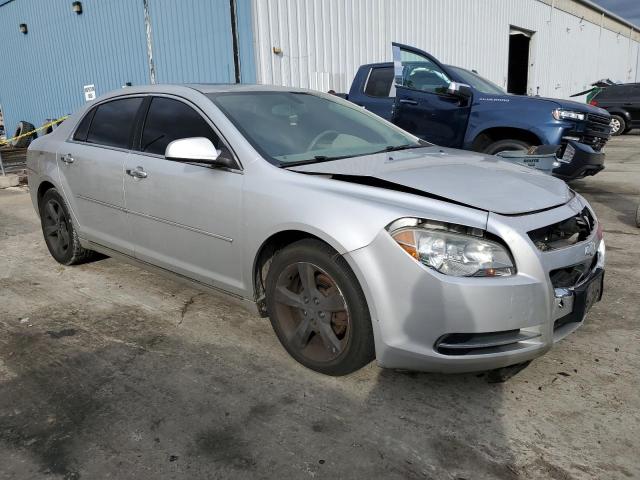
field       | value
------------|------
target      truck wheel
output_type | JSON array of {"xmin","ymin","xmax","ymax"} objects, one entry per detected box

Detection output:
[
  {"xmin": 10, "ymin": 121, "xmax": 37, "ymax": 148},
  {"xmin": 609, "ymin": 115, "xmax": 625, "ymax": 136},
  {"xmin": 484, "ymin": 139, "xmax": 531, "ymax": 155},
  {"xmin": 265, "ymin": 239, "xmax": 375, "ymax": 376}
]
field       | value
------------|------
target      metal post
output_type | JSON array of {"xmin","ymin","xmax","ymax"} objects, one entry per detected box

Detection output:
[
  {"xmin": 143, "ymin": 0, "xmax": 156, "ymax": 85},
  {"xmin": 0, "ymin": 149, "xmax": 5, "ymax": 176}
]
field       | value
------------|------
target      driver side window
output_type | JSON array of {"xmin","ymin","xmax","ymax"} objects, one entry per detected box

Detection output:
[
  {"xmin": 402, "ymin": 62, "xmax": 451, "ymax": 95},
  {"xmin": 140, "ymin": 97, "xmax": 232, "ymax": 161}
]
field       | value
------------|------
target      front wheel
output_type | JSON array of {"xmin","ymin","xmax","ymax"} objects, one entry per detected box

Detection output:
[
  {"xmin": 265, "ymin": 239, "xmax": 375, "ymax": 376},
  {"xmin": 484, "ymin": 139, "xmax": 532, "ymax": 155}
]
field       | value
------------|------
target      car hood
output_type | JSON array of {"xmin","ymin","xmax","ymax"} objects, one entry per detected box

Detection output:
[
  {"xmin": 288, "ymin": 147, "xmax": 573, "ymax": 215},
  {"xmin": 487, "ymin": 93, "xmax": 608, "ymax": 116}
]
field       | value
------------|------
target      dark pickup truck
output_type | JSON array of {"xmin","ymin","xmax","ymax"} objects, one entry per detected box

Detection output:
[{"xmin": 343, "ymin": 43, "xmax": 612, "ymax": 180}]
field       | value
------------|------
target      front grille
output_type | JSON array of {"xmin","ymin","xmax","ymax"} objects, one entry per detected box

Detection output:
[
  {"xmin": 549, "ymin": 254, "xmax": 598, "ymax": 288},
  {"xmin": 561, "ymin": 113, "xmax": 611, "ymax": 153},
  {"xmin": 528, "ymin": 207, "xmax": 595, "ymax": 251},
  {"xmin": 586, "ymin": 113, "xmax": 612, "ymax": 130},
  {"xmin": 582, "ymin": 113, "xmax": 611, "ymax": 151}
]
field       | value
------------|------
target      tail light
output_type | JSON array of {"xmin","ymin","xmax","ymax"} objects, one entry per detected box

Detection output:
[{"xmin": 589, "ymin": 99, "xmax": 598, "ymax": 106}]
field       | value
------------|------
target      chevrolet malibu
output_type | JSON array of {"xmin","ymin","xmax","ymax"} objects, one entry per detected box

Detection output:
[{"xmin": 27, "ymin": 85, "xmax": 605, "ymax": 376}]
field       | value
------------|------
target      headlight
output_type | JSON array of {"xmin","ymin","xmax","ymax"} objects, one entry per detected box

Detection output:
[
  {"xmin": 552, "ymin": 109, "xmax": 585, "ymax": 121},
  {"xmin": 389, "ymin": 220, "xmax": 515, "ymax": 277}
]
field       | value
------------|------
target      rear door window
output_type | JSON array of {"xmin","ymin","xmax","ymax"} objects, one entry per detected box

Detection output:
[
  {"xmin": 140, "ymin": 97, "xmax": 222, "ymax": 156},
  {"xmin": 599, "ymin": 86, "xmax": 630, "ymax": 100},
  {"xmin": 364, "ymin": 67, "xmax": 394, "ymax": 97},
  {"xmin": 73, "ymin": 107, "xmax": 96, "ymax": 142},
  {"xmin": 86, "ymin": 97, "xmax": 143, "ymax": 149}
]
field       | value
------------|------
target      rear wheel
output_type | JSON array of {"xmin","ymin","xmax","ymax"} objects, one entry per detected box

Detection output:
[
  {"xmin": 484, "ymin": 139, "xmax": 532, "ymax": 155},
  {"xmin": 265, "ymin": 239, "xmax": 375, "ymax": 376},
  {"xmin": 39, "ymin": 189, "xmax": 99, "ymax": 265},
  {"xmin": 609, "ymin": 115, "xmax": 625, "ymax": 136}
]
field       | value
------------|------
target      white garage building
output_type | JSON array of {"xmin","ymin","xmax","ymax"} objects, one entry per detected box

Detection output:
[{"xmin": 251, "ymin": 0, "xmax": 640, "ymax": 100}]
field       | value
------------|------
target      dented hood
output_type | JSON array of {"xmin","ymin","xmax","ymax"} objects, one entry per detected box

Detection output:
[{"xmin": 288, "ymin": 147, "xmax": 573, "ymax": 215}]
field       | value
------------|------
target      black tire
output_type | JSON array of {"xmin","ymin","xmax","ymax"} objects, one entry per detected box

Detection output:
[
  {"xmin": 39, "ymin": 188, "xmax": 99, "ymax": 265},
  {"xmin": 609, "ymin": 115, "xmax": 625, "ymax": 136},
  {"xmin": 265, "ymin": 239, "xmax": 375, "ymax": 376},
  {"xmin": 484, "ymin": 139, "xmax": 532, "ymax": 155},
  {"xmin": 10, "ymin": 121, "xmax": 37, "ymax": 148}
]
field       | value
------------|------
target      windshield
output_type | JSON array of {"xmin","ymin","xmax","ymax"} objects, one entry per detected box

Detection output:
[
  {"xmin": 447, "ymin": 66, "xmax": 505, "ymax": 95},
  {"xmin": 210, "ymin": 91, "xmax": 424, "ymax": 166}
]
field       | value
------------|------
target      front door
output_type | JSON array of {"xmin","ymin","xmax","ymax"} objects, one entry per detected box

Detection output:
[
  {"xmin": 123, "ymin": 96, "xmax": 244, "ymax": 295},
  {"xmin": 58, "ymin": 96, "xmax": 144, "ymax": 255},
  {"xmin": 391, "ymin": 43, "xmax": 471, "ymax": 147}
]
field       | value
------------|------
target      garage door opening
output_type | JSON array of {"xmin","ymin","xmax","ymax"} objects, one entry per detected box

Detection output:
[{"xmin": 507, "ymin": 28, "xmax": 533, "ymax": 95}]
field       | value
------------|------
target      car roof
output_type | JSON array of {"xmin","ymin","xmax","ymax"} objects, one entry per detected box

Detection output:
[
  {"xmin": 96, "ymin": 83, "xmax": 314, "ymax": 103},
  {"xmin": 188, "ymin": 83, "xmax": 308, "ymax": 94}
]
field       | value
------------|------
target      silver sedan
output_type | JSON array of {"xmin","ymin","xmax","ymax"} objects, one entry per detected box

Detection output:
[{"xmin": 27, "ymin": 85, "xmax": 605, "ymax": 375}]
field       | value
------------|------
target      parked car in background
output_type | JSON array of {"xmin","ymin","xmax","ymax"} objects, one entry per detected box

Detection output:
[
  {"xmin": 27, "ymin": 84, "xmax": 605, "ymax": 376},
  {"xmin": 344, "ymin": 43, "xmax": 612, "ymax": 181},
  {"xmin": 588, "ymin": 83, "xmax": 640, "ymax": 135}
]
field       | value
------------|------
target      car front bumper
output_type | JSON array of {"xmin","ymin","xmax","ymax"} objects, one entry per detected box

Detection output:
[{"xmin": 343, "ymin": 195, "xmax": 604, "ymax": 373}]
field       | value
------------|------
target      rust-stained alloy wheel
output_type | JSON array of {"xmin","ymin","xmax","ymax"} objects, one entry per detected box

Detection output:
[
  {"xmin": 273, "ymin": 262, "xmax": 350, "ymax": 362},
  {"xmin": 265, "ymin": 239, "xmax": 375, "ymax": 375}
]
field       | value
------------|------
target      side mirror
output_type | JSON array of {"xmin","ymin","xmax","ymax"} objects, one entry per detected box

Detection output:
[
  {"xmin": 165, "ymin": 137, "xmax": 235, "ymax": 168},
  {"xmin": 447, "ymin": 82, "xmax": 473, "ymax": 99}
]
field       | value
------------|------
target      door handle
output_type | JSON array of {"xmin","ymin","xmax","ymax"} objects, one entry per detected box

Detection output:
[
  {"xmin": 61, "ymin": 154, "xmax": 74, "ymax": 164},
  {"xmin": 399, "ymin": 99, "xmax": 418, "ymax": 105},
  {"xmin": 126, "ymin": 167, "xmax": 148, "ymax": 179}
]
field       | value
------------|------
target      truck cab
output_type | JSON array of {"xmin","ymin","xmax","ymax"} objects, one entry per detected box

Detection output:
[{"xmin": 346, "ymin": 43, "xmax": 612, "ymax": 180}]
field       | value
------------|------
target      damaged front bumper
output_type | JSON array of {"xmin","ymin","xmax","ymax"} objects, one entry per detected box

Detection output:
[
  {"xmin": 342, "ymin": 195, "xmax": 604, "ymax": 373},
  {"xmin": 553, "ymin": 140, "xmax": 605, "ymax": 180}
]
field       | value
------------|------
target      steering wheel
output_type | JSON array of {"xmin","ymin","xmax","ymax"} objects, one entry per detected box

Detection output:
[{"xmin": 307, "ymin": 130, "xmax": 340, "ymax": 151}]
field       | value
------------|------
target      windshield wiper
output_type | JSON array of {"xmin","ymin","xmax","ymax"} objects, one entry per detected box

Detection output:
[
  {"xmin": 281, "ymin": 142, "xmax": 427, "ymax": 168},
  {"xmin": 382, "ymin": 143, "xmax": 423, "ymax": 153},
  {"xmin": 281, "ymin": 155, "xmax": 352, "ymax": 168}
]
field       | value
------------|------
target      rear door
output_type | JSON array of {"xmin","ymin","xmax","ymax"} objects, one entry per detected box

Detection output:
[
  {"xmin": 356, "ymin": 65, "xmax": 395, "ymax": 120},
  {"xmin": 58, "ymin": 96, "xmax": 143, "ymax": 254},
  {"xmin": 391, "ymin": 43, "xmax": 471, "ymax": 147},
  {"xmin": 124, "ymin": 95, "xmax": 244, "ymax": 295}
]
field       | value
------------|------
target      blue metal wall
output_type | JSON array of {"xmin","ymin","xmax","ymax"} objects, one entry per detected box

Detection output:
[{"xmin": 0, "ymin": 0, "xmax": 256, "ymax": 135}]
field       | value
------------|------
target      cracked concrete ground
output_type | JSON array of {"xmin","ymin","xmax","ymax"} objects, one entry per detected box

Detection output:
[{"xmin": 0, "ymin": 135, "xmax": 638, "ymax": 480}]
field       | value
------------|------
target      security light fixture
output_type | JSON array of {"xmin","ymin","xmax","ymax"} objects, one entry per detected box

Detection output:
[
  {"xmin": 72, "ymin": 1, "xmax": 83, "ymax": 14},
  {"xmin": 19, "ymin": 23, "xmax": 28, "ymax": 34}
]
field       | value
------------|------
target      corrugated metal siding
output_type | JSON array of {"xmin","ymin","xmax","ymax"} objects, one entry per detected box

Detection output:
[
  {"xmin": 0, "ymin": 0, "xmax": 149, "ymax": 132},
  {"xmin": 147, "ymin": 0, "xmax": 235, "ymax": 84},
  {"xmin": 237, "ymin": 0, "xmax": 257, "ymax": 83},
  {"xmin": 0, "ymin": 0, "xmax": 258, "ymax": 132},
  {"xmin": 251, "ymin": 0, "xmax": 640, "ymax": 99}
]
